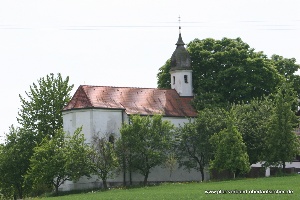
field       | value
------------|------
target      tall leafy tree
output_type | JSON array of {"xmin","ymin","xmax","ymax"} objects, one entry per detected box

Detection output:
[
  {"xmin": 264, "ymin": 82, "xmax": 300, "ymax": 170},
  {"xmin": 157, "ymin": 59, "xmax": 171, "ymax": 89},
  {"xmin": 175, "ymin": 108, "xmax": 226, "ymax": 181},
  {"xmin": 26, "ymin": 128, "xmax": 91, "ymax": 194},
  {"xmin": 89, "ymin": 136, "xmax": 119, "ymax": 189},
  {"xmin": 157, "ymin": 37, "xmax": 284, "ymax": 109},
  {"xmin": 272, "ymin": 55, "xmax": 299, "ymax": 77},
  {"xmin": 0, "ymin": 126, "xmax": 35, "ymax": 199},
  {"xmin": 17, "ymin": 73, "xmax": 73, "ymax": 142},
  {"xmin": 271, "ymin": 54, "xmax": 300, "ymax": 101},
  {"xmin": 120, "ymin": 115, "xmax": 174, "ymax": 186},
  {"xmin": 0, "ymin": 73, "xmax": 73, "ymax": 198},
  {"xmin": 210, "ymin": 110, "xmax": 250, "ymax": 179},
  {"xmin": 233, "ymin": 97, "xmax": 273, "ymax": 164}
]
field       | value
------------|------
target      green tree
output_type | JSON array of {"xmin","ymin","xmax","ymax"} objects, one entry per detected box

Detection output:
[
  {"xmin": 264, "ymin": 82, "xmax": 300, "ymax": 170},
  {"xmin": 17, "ymin": 73, "xmax": 73, "ymax": 142},
  {"xmin": 157, "ymin": 59, "xmax": 171, "ymax": 89},
  {"xmin": 89, "ymin": 136, "xmax": 118, "ymax": 189},
  {"xmin": 120, "ymin": 115, "xmax": 174, "ymax": 186},
  {"xmin": 0, "ymin": 73, "xmax": 74, "ymax": 198},
  {"xmin": 0, "ymin": 143, "xmax": 14, "ymax": 199},
  {"xmin": 175, "ymin": 108, "xmax": 226, "ymax": 181},
  {"xmin": 233, "ymin": 97, "xmax": 273, "ymax": 164},
  {"xmin": 163, "ymin": 153, "xmax": 177, "ymax": 178},
  {"xmin": 271, "ymin": 54, "xmax": 300, "ymax": 101},
  {"xmin": 0, "ymin": 126, "xmax": 35, "ymax": 199},
  {"xmin": 115, "ymin": 135, "xmax": 134, "ymax": 186},
  {"xmin": 210, "ymin": 110, "xmax": 250, "ymax": 179},
  {"xmin": 64, "ymin": 128, "xmax": 92, "ymax": 182},
  {"xmin": 157, "ymin": 37, "xmax": 284, "ymax": 109},
  {"xmin": 26, "ymin": 128, "xmax": 91, "ymax": 194}
]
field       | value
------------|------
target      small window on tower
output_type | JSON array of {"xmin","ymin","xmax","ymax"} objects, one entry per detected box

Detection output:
[
  {"xmin": 173, "ymin": 76, "xmax": 175, "ymax": 84},
  {"xmin": 184, "ymin": 75, "xmax": 188, "ymax": 83}
]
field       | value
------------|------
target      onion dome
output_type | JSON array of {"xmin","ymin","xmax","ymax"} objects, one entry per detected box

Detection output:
[{"xmin": 170, "ymin": 30, "xmax": 191, "ymax": 71}]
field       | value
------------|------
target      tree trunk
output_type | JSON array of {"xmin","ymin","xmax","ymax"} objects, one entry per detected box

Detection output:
[
  {"xmin": 18, "ymin": 191, "xmax": 23, "ymax": 200},
  {"xmin": 197, "ymin": 158, "xmax": 205, "ymax": 182},
  {"xmin": 123, "ymin": 170, "xmax": 127, "ymax": 187},
  {"xmin": 233, "ymin": 172, "xmax": 236, "ymax": 179},
  {"xmin": 143, "ymin": 172, "xmax": 149, "ymax": 186},
  {"xmin": 103, "ymin": 179, "xmax": 108, "ymax": 190},
  {"xmin": 129, "ymin": 156, "xmax": 132, "ymax": 185},
  {"xmin": 16, "ymin": 185, "xmax": 23, "ymax": 199},
  {"xmin": 55, "ymin": 185, "xmax": 59, "ymax": 195},
  {"xmin": 200, "ymin": 167, "xmax": 205, "ymax": 182},
  {"xmin": 129, "ymin": 169, "xmax": 132, "ymax": 186},
  {"xmin": 123, "ymin": 155, "xmax": 126, "ymax": 186},
  {"xmin": 283, "ymin": 161, "xmax": 286, "ymax": 172}
]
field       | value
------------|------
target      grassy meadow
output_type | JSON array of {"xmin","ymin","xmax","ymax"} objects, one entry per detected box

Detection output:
[{"xmin": 38, "ymin": 175, "xmax": 300, "ymax": 200}]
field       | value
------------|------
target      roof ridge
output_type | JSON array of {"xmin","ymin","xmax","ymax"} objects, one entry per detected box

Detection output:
[
  {"xmin": 64, "ymin": 86, "xmax": 197, "ymax": 117},
  {"xmin": 80, "ymin": 85, "xmax": 173, "ymax": 90}
]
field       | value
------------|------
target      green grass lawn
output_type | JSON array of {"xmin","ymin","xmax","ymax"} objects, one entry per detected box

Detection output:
[{"xmin": 39, "ymin": 175, "xmax": 300, "ymax": 200}]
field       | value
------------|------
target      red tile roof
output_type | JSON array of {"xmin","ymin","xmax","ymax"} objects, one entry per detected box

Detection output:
[{"xmin": 63, "ymin": 85, "xmax": 197, "ymax": 117}]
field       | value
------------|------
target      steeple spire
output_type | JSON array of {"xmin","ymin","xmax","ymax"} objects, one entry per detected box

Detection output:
[
  {"xmin": 176, "ymin": 33, "xmax": 185, "ymax": 46},
  {"xmin": 169, "ymin": 17, "xmax": 193, "ymax": 97},
  {"xmin": 176, "ymin": 15, "xmax": 185, "ymax": 45},
  {"xmin": 178, "ymin": 15, "xmax": 181, "ymax": 33},
  {"xmin": 171, "ymin": 18, "xmax": 190, "ymax": 70}
]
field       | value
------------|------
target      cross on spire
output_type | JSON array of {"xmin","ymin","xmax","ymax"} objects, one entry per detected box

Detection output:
[{"xmin": 178, "ymin": 15, "xmax": 181, "ymax": 33}]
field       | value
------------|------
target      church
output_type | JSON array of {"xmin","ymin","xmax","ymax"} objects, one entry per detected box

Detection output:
[{"xmin": 60, "ymin": 28, "xmax": 208, "ymax": 191}]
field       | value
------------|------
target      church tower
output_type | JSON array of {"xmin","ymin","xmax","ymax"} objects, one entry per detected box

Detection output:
[{"xmin": 170, "ymin": 26, "xmax": 193, "ymax": 97}]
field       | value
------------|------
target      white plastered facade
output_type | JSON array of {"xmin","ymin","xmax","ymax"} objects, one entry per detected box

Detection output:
[
  {"xmin": 60, "ymin": 109, "xmax": 206, "ymax": 191},
  {"xmin": 170, "ymin": 69, "xmax": 193, "ymax": 97}
]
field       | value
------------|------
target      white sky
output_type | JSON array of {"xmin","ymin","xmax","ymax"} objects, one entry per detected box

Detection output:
[{"xmin": 0, "ymin": 0, "xmax": 300, "ymax": 142}]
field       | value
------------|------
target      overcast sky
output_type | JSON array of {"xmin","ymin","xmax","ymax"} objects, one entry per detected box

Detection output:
[{"xmin": 0, "ymin": 0, "xmax": 300, "ymax": 142}]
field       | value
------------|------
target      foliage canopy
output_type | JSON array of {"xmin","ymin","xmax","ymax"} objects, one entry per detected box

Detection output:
[
  {"xmin": 264, "ymin": 82, "xmax": 300, "ymax": 169},
  {"xmin": 26, "ymin": 128, "xmax": 91, "ymax": 194},
  {"xmin": 157, "ymin": 37, "xmax": 300, "ymax": 110},
  {"xmin": 175, "ymin": 108, "xmax": 226, "ymax": 181},
  {"xmin": 0, "ymin": 126, "xmax": 35, "ymax": 199},
  {"xmin": 233, "ymin": 97, "xmax": 273, "ymax": 164},
  {"xmin": 210, "ymin": 110, "xmax": 250, "ymax": 178},
  {"xmin": 119, "ymin": 115, "xmax": 174, "ymax": 185},
  {"xmin": 89, "ymin": 136, "xmax": 119, "ymax": 189},
  {"xmin": 17, "ymin": 73, "xmax": 73, "ymax": 142}
]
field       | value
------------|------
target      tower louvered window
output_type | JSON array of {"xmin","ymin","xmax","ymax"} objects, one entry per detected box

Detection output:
[{"xmin": 184, "ymin": 75, "xmax": 188, "ymax": 83}]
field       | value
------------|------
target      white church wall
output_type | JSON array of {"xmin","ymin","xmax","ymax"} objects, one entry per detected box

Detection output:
[
  {"xmin": 63, "ymin": 109, "xmax": 92, "ymax": 141},
  {"xmin": 60, "ymin": 174, "xmax": 125, "ymax": 191},
  {"xmin": 130, "ymin": 165, "xmax": 203, "ymax": 182},
  {"xmin": 90, "ymin": 109, "xmax": 124, "ymax": 141},
  {"xmin": 63, "ymin": 109, "xmax": 124, "ymax": 143},
  {"xmin": 162, "ymin": 116, "xmax": 194, "ymax": 127},
  {"xmin": 61, "ymin": 110, "xmax": 201, "ymax": 191},
  {"xmin": 170, "ymin": 70, "xmax": 193, "ymax": 97},
  {"xmin": 60, "ymin": 165, "xmax": 203, "ymax": 191}
]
